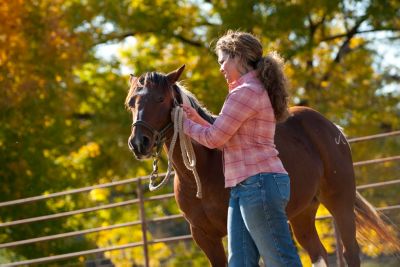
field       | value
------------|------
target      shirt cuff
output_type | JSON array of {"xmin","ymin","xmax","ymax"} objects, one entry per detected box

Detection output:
[{"xmin": 183, "ymin": 118, "xmax": 193, "ymax": 135}]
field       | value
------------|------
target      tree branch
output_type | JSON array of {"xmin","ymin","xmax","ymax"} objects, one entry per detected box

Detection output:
[
  {"xmin": 383, "ymin": 74, "xmax": 400, "ymax": 82},
  {"xmin": 334, "ymin": 14, "xmax": 369, "ymax": 63},
  {"xmin": 72, "ymin": 112, "xmax": 94, "ymax": 120},
  {"xmin": 304, "ymin": 13, "xmax": 326, "ymax": 89},
  {"xmin": 93, "ymin": 31, "xmax": 204, "ymax": 48},
  {"xmin": 171, "ymin": 34, "xmax": 203, "ymax": 47},
  {"xmin": 321, "ymin": 27, "xmax": 400, "ymax": 42},
  {"xmin": 312, "ymin": 15, "xmax": 371, "ymax": 90},
  {"xmin": 93, "ymin": 31, "xmax": 140, "ymax": 46}
]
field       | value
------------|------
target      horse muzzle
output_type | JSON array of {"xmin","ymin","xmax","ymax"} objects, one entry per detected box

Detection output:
[{"xmin": 128, "ymin": 135, "xmax": 153, "ymax": 159}]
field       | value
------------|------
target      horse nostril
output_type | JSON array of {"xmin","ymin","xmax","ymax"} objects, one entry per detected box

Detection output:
[
  {"xmin": 128, "ymin": 138, "xmax": 136, "ymax": 151},
  {"xmin": 128, "ymin": 134, "xmax": 151, "ymax": 155},
  {"xmin": 142, "ymin": 136, "xmax": 150, "ymax": 150}
]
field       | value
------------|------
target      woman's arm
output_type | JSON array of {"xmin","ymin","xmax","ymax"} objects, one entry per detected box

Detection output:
[{"xmin": 183, "ymin": 87, "xmax": 259, "ymax": 149}]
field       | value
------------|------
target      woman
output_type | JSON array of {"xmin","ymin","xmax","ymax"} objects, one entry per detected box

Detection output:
[{"xmin": 181, "ymin": 31, "xmax": 302, "ymax": 267}]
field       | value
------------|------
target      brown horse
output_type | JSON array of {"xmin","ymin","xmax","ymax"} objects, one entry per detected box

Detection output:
[{"xmin": 126, "ymin": 66, "xmax": 398, "ymax": 266}]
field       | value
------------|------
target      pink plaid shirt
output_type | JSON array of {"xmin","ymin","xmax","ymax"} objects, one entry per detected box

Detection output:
[{"xmin": 183, "ymin": 70, "xmax": 287, "ymax": 187}]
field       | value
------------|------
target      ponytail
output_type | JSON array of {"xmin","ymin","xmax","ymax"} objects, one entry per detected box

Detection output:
[{"xmin": 257, "ymin": 52, "xmax": 289, "ymax": 122}]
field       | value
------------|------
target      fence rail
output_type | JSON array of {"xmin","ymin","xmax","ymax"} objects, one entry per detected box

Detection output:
[{"xmin": 1, "ymin": 130, "xmax": 399, "ymax": 266}]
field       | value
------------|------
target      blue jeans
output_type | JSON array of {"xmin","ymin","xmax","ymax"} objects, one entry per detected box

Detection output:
[{"xmin": 228, "ymin": 173, "xmax": 302, "ymax": 267}]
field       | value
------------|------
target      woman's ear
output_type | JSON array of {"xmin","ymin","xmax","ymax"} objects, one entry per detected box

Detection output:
[{"xmin": 166, "ymin": 65, "xmax": 185, "ymax": 84}]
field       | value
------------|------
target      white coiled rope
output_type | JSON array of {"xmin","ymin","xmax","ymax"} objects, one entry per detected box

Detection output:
[{"xmin": 161, "ymin": 93, "xmax": 202, "ymax": 198}]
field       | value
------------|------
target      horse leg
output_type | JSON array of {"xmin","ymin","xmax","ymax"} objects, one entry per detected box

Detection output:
[
  {"xmin": 322, "ymin": 196, "xmax": 360, "ymax": 267},
  {"xmin": 190, "ymin": 225, "xmax": 227, "ymax": 267},
  {"xmin": 290, "ymin": 198, "xmax": 328, "ymax": 266}
]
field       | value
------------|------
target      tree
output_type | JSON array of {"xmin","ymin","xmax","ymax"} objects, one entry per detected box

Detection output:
[{"xmin": 1, "ymin": 0, "xmax": 399, "ymax": 265}]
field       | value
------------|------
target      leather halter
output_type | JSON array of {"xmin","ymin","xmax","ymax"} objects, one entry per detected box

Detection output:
[
  {"xmin": 131, "ymin": 85, "xmax": 204, "ymax": 192},
  {"xmin": 131, "ymin": 86, "xmax": 181, "ymax": 189}
]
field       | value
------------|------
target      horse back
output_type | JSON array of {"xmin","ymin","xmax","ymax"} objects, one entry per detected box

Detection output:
[{"xmin": 276, "ymin": 106, "xmax": 355, "ymax": 217}]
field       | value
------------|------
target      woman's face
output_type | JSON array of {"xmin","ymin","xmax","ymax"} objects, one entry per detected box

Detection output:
[{"xmin": 217, "ymin": 50, "xmax": 242, "ymax": 84}]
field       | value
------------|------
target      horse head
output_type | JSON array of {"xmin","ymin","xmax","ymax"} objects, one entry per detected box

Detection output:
[{"xmin": 125, "ymin": 65, "xmax": 185, "ymax": 159}]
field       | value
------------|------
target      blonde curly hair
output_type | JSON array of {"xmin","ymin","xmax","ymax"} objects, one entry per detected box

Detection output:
[{"xmin": 215, "ymin": 30, "xmax": 289, "ymax": 122}]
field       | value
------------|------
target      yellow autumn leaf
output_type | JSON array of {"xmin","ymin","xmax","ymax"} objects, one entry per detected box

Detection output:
[
  {"xmin": 349, "ymin": 37, "xmax": 365, "ymax": 49},
  {"xmin": 89, "ymin": 188, "xmax": 110, "ymax": 202},
  {"xmin": 320, "ymin": 80, "xmax": 329, "ymax": 88}
]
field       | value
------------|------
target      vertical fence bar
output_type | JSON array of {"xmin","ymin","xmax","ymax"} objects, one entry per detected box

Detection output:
[
  {"xmin": 332, "ymin": 220, "xmax": 345, "ymax": 267},
  {"xmin": 137, "ymin": 178, "xmax": 150, "ymax": 267}
]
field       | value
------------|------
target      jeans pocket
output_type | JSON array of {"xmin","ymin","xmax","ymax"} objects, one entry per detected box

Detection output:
[
  {"xmin": 273, "ymin": 174, "xmax": 290, "ymax": 204},
  {"xmin": 238, "ymin": 174, "xmax": 261, "ymax": 188}
]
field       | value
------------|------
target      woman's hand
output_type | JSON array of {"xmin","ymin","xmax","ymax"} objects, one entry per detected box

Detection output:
[
  {"xmin": 182, "ymin": 104, "xmax": 198, "ymax": 121},
  {"xmin": 182, "ymin": 104, "xmax": 211, "ymax": 127}
]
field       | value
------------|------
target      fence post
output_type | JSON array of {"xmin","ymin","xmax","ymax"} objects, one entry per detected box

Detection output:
[
  {"xmin": 137, "ymin": 178, "xmax": 150, "ymax": 267},
  {"xmin": 332, "ymin": 220, "xmax": 345, "ymax": 267}
]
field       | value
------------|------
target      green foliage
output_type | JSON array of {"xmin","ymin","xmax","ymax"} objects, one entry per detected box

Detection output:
[{"xmin": 0, "ymin": 0, "xmax": 399, "ymax": 265}]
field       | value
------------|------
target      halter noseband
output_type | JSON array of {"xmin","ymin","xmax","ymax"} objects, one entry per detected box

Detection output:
[{"xmin": 131, "ymin": 120, "xmax": 173, "ymax": 151}]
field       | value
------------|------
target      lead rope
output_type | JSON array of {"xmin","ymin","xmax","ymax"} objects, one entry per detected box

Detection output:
[
  {"xmin": 148, "ymin": 127, "xmax": 177, "ymax": 192},
  {"xmin": 149, "ymin": 105, "xmax": 202, "ymax": 198},
  {"xmin": 173, "ymin": 107, "xmax": 202, "ymax": 198}
]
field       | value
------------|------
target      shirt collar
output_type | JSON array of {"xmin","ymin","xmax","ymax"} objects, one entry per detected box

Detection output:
[{"xmin": 228, "ymin": 70, "xmax": 258, "ymax": 91}]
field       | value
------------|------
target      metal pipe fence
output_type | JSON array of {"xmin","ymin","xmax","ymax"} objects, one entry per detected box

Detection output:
[{"xmin": 0, "ymin": 130, "xmax": 399, "ymax": 266}]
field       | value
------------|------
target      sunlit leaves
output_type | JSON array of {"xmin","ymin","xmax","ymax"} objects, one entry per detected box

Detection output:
[
  {"xmin": 90, "ymin": 188, "xmax": 110, "ymax": 202},
  {"xmin": 1, "ymin": 0, "xmax": 399, "ymax": 265}
]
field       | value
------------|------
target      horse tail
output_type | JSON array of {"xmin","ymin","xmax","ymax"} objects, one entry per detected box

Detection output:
[{"xmin": 354, "ymin": 191, "xmax": 400, "ymax": 252}]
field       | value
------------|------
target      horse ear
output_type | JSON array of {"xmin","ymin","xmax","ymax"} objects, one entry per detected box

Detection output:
[
  {"xmin": 166, "ymin": 65, "xmax": 185, "ymax": 84},
  {"xmin": 129, "ymin": 74, "xmax": 137, "ymax": 84}
]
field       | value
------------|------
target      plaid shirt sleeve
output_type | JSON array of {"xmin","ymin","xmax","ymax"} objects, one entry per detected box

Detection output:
[{"xmin": 183, "ymin": 87, "xmax": 259, "ymax": 149}]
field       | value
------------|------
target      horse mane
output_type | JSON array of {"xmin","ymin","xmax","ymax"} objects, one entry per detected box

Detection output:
[{"xmin": 175, "ymin": 83, "xmax": 216, "ymax": 124}]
